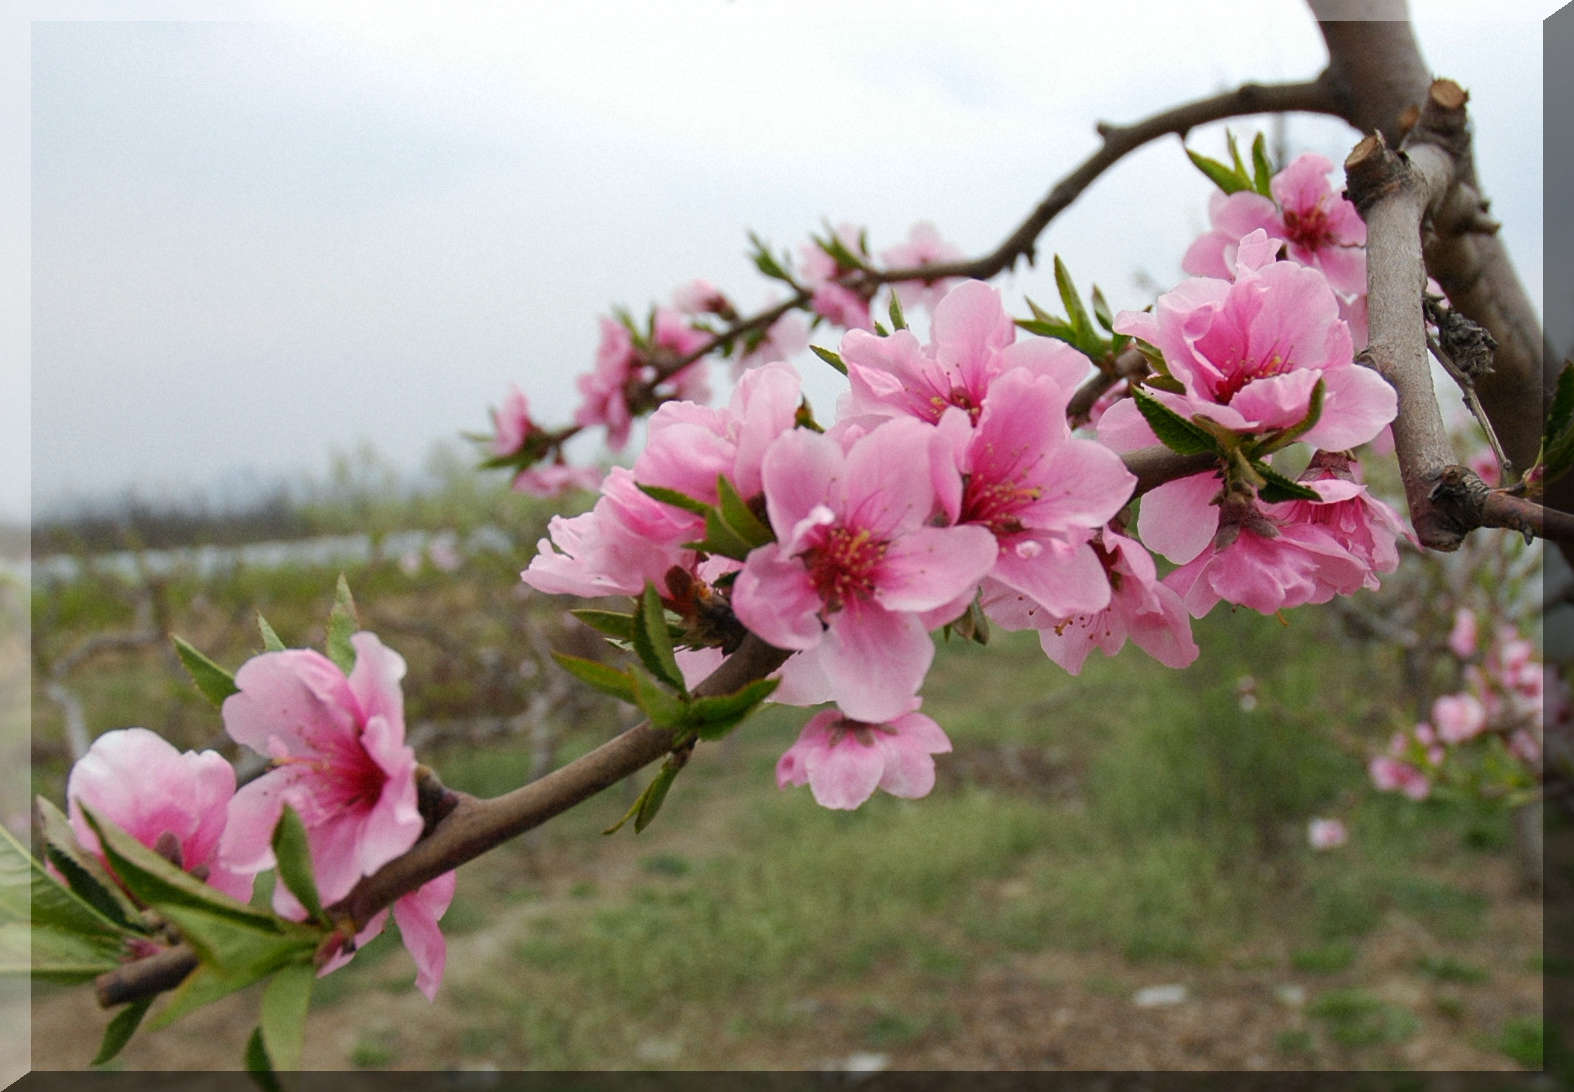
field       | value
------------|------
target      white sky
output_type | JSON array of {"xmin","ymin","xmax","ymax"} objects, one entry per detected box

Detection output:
[{"xmin": 4, "ymin": 0, "xmax": 1556, "ymax": 522}]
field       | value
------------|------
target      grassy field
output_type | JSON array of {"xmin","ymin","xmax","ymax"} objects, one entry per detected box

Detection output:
[{"xmin": 25, "ymin": 504, "xmax": 1555, "ymax": 1072}]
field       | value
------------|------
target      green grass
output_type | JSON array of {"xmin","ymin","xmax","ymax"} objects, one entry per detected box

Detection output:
[
  {"xmin": 1496, "ymin": 1016, "xmax": 1543, "ymax": 1067},
  {"xmin": 1309, "ymin": 988, "xmax": 1420, "ymax": 1048}
]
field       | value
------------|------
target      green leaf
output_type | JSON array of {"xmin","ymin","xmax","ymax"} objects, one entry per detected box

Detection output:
[
  {"xmin": 246, "ymin": 1025, "xmax": 283, "ymax": 1092},
  {"xmin": 571, "ymin": 609, "xmax": 684, "ymax": 646},
  {"xmin": 149, "ymin": 961, "xmax": 269, "ymax": 1032},
  {"xmin": 686, "ymin": 509, "xmax": 757, "ymax": 562},
  {"xmin": 260, "ymin": 962, "xmax": 314, "ymax": 1072},
  {"xmin": 270, "ymin": 807, "xmax": 325, "ymax": 926},
  {"xmin": 326, "ymin": 575, "xmax": 358, "ymax": 676},
  {"xmin": 634, "ymin": 759, "xmax": 681, "ymax": 833},
  {"xmin": 887, "ymin": 290, "xmax": 908, "ymax": 332},
  {"xmin": 1226, "ymin": 129, "xmax": 1247, "ymax": 177},
  {"xmin": 93, "ymin": 997, "xmax": 153, "ymax": 1066},
  {"xmin": 715, "ymin": 476, "xmax": 774, "ymax": 549},
  {"xmin": 1186, "ymin": 147, "xmax": 1251, "ymax": 195},
  {"xmin": 1090, "ymin": 284, "xmax": 1116, "ymax": 334},
  {"xmin": 0, "ymin": 922, "xmax": 126, "ymax": 983},
  {"xmin": 156, "ymin": 902, "xmax": 316, "ymax": 985},
  {"xmin": 1250, "ymin": 132, "xmax": 1275, "ymax": 197},
  {"xmin": 172, "ymin": 636, "xmax": 239, "ymax": 708},
  {"xmin": 632, "ymin": 584, "xmax": 685, "ymax": 692},
  {"xmin": 1539, "ymin": 360, "xmax": 1574, "ymax": 484},
  {"xmin": 1252, "ymin": 461, "xmax": 1323, "ymax": 503},
  {"xmin": 0, "ymin": 820, "xmax": 128, "ymax": 944},
  {"xmin": 35, "ymin": 797, "xmax": 143, "ymax": 933},
  {"xmin": 747, "ymin": 232, "xmax": 790, "ymax": 282},
  {"xmin": 80, "ymin": 807, "xmax": 281, "ymax": 934},
  {"xmin": 1053, "ymin": 255, "xmax": 1094, "ymax": 344},
  {"xmin": 629, "ymin": 666, "xmax": 690, "ymax": 731},
  {"xmin": 256, "ymin": 613, "xmax": 286, "ymax": 652},
  {"xmin": 1130, "ymin": 387, "xmax": 1223, "ymax": 456},
  {"xmin": 637, "ymin": 483, "xmax": 712, "ymax": 516},
  {"xmin": 811, "ymin": 344, "xmax": 848, "ymax": 376},
  {"xmin": 1015, "ymin": 317, "xmax": 1080, "ymax": 345},
  {"xmin": 551, "ymin": 652, "xmax": 636, "ymax": 703},
  {"xmin": 684, "ymin": 678, "xmax": 780, "ymax": 741}
]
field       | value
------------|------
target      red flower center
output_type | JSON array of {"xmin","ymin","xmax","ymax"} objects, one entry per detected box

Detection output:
[{"xmin": 804, "ymin": 525, "xmax": 888, "ymax": 612}]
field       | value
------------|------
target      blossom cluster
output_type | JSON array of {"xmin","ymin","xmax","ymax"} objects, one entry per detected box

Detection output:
[
  {"xmin": 1370, "ymin": 611, "xmax": 1563, "ymax": 801},
  {"xmin": 522, "ymin": 153, "xmax": 1406, "ymax": 811},
  {"xmin": 63, "ymin": 633, "xmax": 454, "ymax": 1001}
]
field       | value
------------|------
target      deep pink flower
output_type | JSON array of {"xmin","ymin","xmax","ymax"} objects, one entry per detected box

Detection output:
[
  {"xmin": 67, "ymin": 728, "xmax": 252, "ymax": 902},
  {"xmin": 1109, "ymin": 230, "xmax": 1394, "ymax": 454},
  {"xmin": 880, "ymin": 221, "xmax": 964, "ymax": 312},
  {"xmin": 574, "ymin": 311, "xmax": 712, "ymax": 451},
  {"xmin": 776, "ymin": 706, "xmax": 951, "ymax": 810},
  {"xmin": 1272, "ymin": 459, "xmax": 1409, "ymax": 590},
  {"xmin": 315, "ymin": 870, "xmax": 456, "ymax": 1001},
  {"xmin": 732, "ymin": 417, "xmax": 997, "ymax": 722},
  {"xmin": 1183, "ymin": 153, "xmax": 1366, "ymax": 298},
  {"xmin": 842, "ymin": 279, "xmax": 1090, "ymax": 426}
]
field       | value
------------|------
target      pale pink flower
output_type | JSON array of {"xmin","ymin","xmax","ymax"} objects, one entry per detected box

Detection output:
[
  {"xmin": 1108, "ymin": 230, "xmax": 1394, "ymax": 456},
  {"xmin": 220, "ymin": 633, "xmax": 423, "ymax": 908},
  {"xmin": 841, "ymin": 279, "xmax": 1090, "ymax": 426},
  {"xmin": 1163, "ymin": 503, "xmax": 1368, "ymax": 617},
  {"xmin": 511, "ymin": 462, "xmax": 603, "ymax": 497},
  {"xmin": 67, "ymin": 728, "xmax": 252, "ymax": 902},
  {"xmin": 880, "ymin": 221, "xmax": 964, "ymax": 312},
  {"xmin": 426, "ymin": 531, "xmax": 462, "ymax": 574},
  {"xmin": 801, "ymin": 223, "xmax": 873, "ymax": 331},
  {"xmin": 1183, "ymin": 153, "xmax": 1366, "ymax": 298},
  {"xmin": 1307, "ymin": 817, "xmax": 1348, "ymax": 850},
  {"xmin": 933, "ymin": 368, "xmax": 1135, "ymax": 622},
  {"xmin": 574, "ymin": 311, "xmax": 712, "ymax": 450},
  {"xmin": 316, "ymin": 870, "xmax": 456, "ymax": 1001},
  {"xmin": 1369, "ymin": 755, "xmax": 1430, "ymax": 800},
  {"xmin": 1432, "ymin": 693, "xmax": 1487, "ymax": 745},
  {"xmin": 490, "ymin": 385, "xmax": 534, "ymax": 458},
  {"xmin": 731, "ymin": 417, "xmax": 997, "ymax": 722},
  {"xmin": 734, "ymin": 311, "xmax": 809, "ymax": 374},
  {"xmin": 671, "ymin": 278, "xmax": 731, "ymax": 317},
  {"xmin": 1021, "ymin": 528, "xmax": 1199, "ymax": 674},
  {"xmin": 220, "ymin": 633, "xmax": 455, "ymax": 998},
  {"xmin": 1448, "ymin": 608, "xmax": 1479, "ymax": 659},
  {"xmin": 776, "ymin": 705, "xmax": 951, "ymax": 810}
]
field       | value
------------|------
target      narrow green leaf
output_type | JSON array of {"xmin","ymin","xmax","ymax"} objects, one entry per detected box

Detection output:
[
  {"xmin": 1250, "ymin": 132, "xmax": 1274, "ymax": 197},
  {"xmin": 326, "ymin": 575, "xmax": 358, "ymax": 676},
  {"xmin": 92, "ymin": 997, "xmax": 153, "ymax": 1066},
  {"xmin": 156, "ymin": 902, "xmax": 316, "ymax": 983},
  {"xmin": 245, "ymin": 1026, "xmax": 283, "ymax": 1092},
  {"xmin": 629, "ymin": 666, "xmax": 689, "ymax": 730},
  {"xmin": 872, "ymin": 320, "xmax": 890, "ymax": 337},
  {"xmin": 172, "ymin": 636, "xmax": 239, "ymax": 708},
  {"xmin": 748, "ymin": 232, "xmax": 789, "ymax": 281},
  {"xmin": 715, "ymin": 476, "xmax": 774, "ymax": 549},
  {"xmin": 1186, "ymin": 147, "xmax": 1251, "ymax": 195},
  {"xmin": 80, "ymin": 807, "xmax": 281, "ymax": 933},
  {"xmin": 35, "ymin": 797, "xmax": 143, "ymax": 933},
  {"xmin": 149, "ymin": 962, "xmax": 267, "ymax": 1031},
  {"xmin": 551, "ymin": 652, "xmax": 636, "ymax": 703},
  {"xmin": 1253, "ymin": 461, "xmax": 1322, "ymax": 503},
  {"xmin": 685, "ymin": 678, "xmax": 779, "ymax": 741},
  {"xmin": 887, "ymin": 290, "xmax": 908, "ymax": 331},
  {"xmin": 1130, "ymin": 388, "xmax": 1222, "ymax": 456},
  {"xmin": 1090, "ymin": 284, "xmax": 1116, "ymax": 333},
  {"xmin": 569, "ymin": 609, "xmax": 636, "ymax": 642},
  {"xmin": 637, "ymin": 483, "xmax": 712, "ymax": 516},
  {"xmin": 811, "ymin": 344, "xmax": 847, "ymax": 375},
  {"xmin": 0, "ymin": 922, "xmax": 126, "ymax": 983},
  {"xmin": 1015, "ymin": 317, "xmax": 1081, "ymax": 347},
  {"xmin": 1053, "ymin": 255, "xmax": 1094, "ymax": 343},
  {"xmin": 686, "ymin": 509, "xmax": 757, "ymax": 561},
  {"xmin": 256, "ymin": 613, "xmax": 286, "ymax": 652},
  {"xmin": 260, "ymin": 962, "xmax": 314, "ymax": 1072},
  {"xmin": 270, "ymin": 807, "xmax": 325, "ymax": 926},
  {"xmin": 1226, "ymin": 129, "xmax": 1247, "ymax": 177},
  {"xmin": 1024, "ymin": 295, "xmax": 1056, "ymax": 324},
  {"xmin": 634, "ymin": 759, "xmax": 681, "ymax": 833},
  {"xmin": 632, "ymin": 584, "xmax": 685, "ymax": 692},
  {"xmin": 0, "ymin": 820, "xmax": 128, "ymax": 943}
]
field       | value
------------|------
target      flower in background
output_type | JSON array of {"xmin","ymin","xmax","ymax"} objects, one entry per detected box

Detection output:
[
  {"xmin": 67, "ymin": 728, "xmax": 253, "ymax": 902},
  {"xmin": 801, "ymin": 223, "xmax": 874, "ymax": 331},
  {"xmin": 776, "ymin": 705, "xmax": 951, "ymax": 810},
  {"xmin": 880, "ymin": 220, "xmax": 964, "ymax": 312},
  {"xmin": 1307, "ymin": 817, "xmax": 1348, "ymax": 850}
]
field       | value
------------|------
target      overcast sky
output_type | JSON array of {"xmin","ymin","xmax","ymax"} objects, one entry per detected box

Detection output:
[{"xmin": 6, "ymin": 0, "xmax": 1555, "ymax": 523}]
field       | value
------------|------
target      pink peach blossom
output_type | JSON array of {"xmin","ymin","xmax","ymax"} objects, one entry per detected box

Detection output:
[
  {"xmin": 1307, "ymin": 817, "xmax": 1348, "ymax": 850},
  {"xmin": 879, "ymin": 221, "xmax": 964, "ymax": 312},
  {"xmin": 511, "ymin": 462, "xmax": 603, "ymax": 498},
  {"xmin": 801, "ymin": 223, "xmax": 873, "ymax": 331},
  {"xmin": 776, "ymin": 706, "xmax": 951, "ymax": 810},
  {"xmin": 1447, "ymin": 607, "xmax": 1479, "ymax": 659},
  {"xmin": 490, "ymin": 385, "xmax": 534, "ymax": 458},
  {"xmin": 67, "ymin": 728, "xmax": 252, "ymax": 902},
  {"xmin": 1432, "ymin": 693, "xmax": 1486, "ymax": 744},
  {"xmin": 732, "ymin": 417, "xmax": 997, "ymax": 722},
  {"xmin": 1369, "ymin": 755, "xmax": 1430, "ymax": 800}
]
